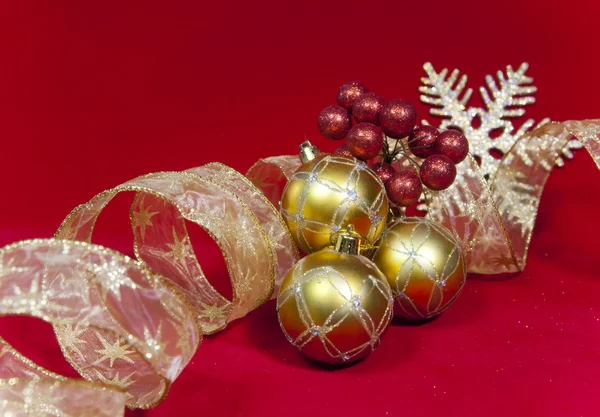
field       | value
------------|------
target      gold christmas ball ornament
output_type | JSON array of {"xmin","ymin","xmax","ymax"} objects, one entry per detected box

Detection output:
[
  {"xmin": 372, "ymin": 217, "xmax": 466, "ymax": 320},
  {"xmin": 281, "ymin": 141, "xmax": 389, "ymax": 254},
  {"xmin": 277, "ymin": 227, "xmax": 393, "ymax": 364}
]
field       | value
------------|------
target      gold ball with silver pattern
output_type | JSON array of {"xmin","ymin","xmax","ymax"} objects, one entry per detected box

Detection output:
[
  {"xmin": 372, "ymin": 217, "xmax": 466, "ymax": 320},
  {"xmin": 277, "ymin": 248, "xmax": 393, "ymax": 364},
  {"xmin": 280, "ymin": 154, "xmax": 389, "ymax": 254}
]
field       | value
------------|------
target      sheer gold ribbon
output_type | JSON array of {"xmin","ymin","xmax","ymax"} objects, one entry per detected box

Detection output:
[
  {"xmin": 0, "ymin": 166, "xmax": 298, "ymax": 414},
  {"xmin": 425, "ymin": 119, "xmax": 600, "ymax": 274},
  {"xmin": 0, "ymin": 120, "xmax": 598, "ymax": 414}
]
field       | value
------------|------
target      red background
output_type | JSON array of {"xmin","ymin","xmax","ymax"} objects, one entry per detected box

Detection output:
[{"xmin": 0, "ymin": 1, "xmax": 599, "ymax": 416}]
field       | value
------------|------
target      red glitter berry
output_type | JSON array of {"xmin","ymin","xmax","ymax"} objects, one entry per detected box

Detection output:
[
  {"xmin": 419, "ymin": 154, "xmax": 456, "ymax": 191},
  {"xmin": 436, "ymin": 129, "xmax": 469, "ymax": 163},
  {"xmin": 317, "ymin": 106, "xmax": 351, "ymax": 140},
  {"xmin": 347, "ymin": 123, "xmax": 384, "ymax": 161},
  {"xmin": 380, "ymin": 99, "xmax": 418, "ymax": 139},
  {"xmin": 408, "ymin": 125, "xmax": 439, "ymax": 158},
  {"xmin": 370, "ymin": 162, "xmax": 396, "ymax": 184},
  {"xmin": 352, "ymin": 93, "xmax": 386, "ymax": 125},
  {"xmin": 335, "ymin": 144, "xmax": 354, "ymax": 158},
  {"xmin": 337, "ymin": 81, "xmax": 368, "ymax": 110},
  {"xmin": 386, "ymin": 171, "xmax": 423, "ymax": 207}
]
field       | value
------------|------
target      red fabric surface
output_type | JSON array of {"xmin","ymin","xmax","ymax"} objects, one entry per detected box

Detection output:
[{"xmin": 0, "ymin": 1, "xmax": 599, "ymax": 416}]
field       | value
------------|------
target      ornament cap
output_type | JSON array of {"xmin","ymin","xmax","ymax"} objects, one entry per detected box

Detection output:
[
  {"xmin": 334, "ymin": 225, "xmax": 360, "ymax": 255},
  {"xmin": 299, "ymin": 141, "xmax": 320, "ymax": 163}
]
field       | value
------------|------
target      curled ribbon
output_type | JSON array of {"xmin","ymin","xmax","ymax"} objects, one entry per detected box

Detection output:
[
  {"xmin": 0, "ymin": 119, "xmax": 598, "ymax": 414},
  {"xmin": 425, "ymin": 119, "xmax": 600, "ymax": 274},
  {"xmin": 0, "ymin": 165, "xmax": 298, "ymax": 414}
]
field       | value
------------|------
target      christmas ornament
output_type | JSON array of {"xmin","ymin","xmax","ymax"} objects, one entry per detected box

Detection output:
[
  {"xmin": 370, "ymin": 162, "xmax": 396, "ymax": 184},
  {"xmin": 436, "ymin": 129, "xmax": 469, "ymax": 163},
  {"xmin": 280, "ymin": 142, "xmax": 389, "ymax": 253},
  {"xmin": 352, "ymin": 92, "xmax": 386, "ymax": 124},
  {"xmin": 317, "ymin": 105, "xmax": 351, "ymax": 140},
  {"xmin": 385, "ymin": 171, "xmax": 422, "ymax": 207},
  {"xmin": 408, "ymin": 125, "xmax": 439, "ymax": 158},
  {"xmin": 380, "ymin": 99, "xmax": 417, "ymax": 139},
  {"xmin": 347, "ymin": 123, "xmax": 384, "ymax": 160},
  {"xmin": 419, "ymin": 154, "xmax": 456, "ymax": 190},
  {"xmin": 372, "ymin": 217, "xmax": 466, "ymax": 320},
  {"xmin": 337, "ymin": 81, "xmax": 368, "ymax": 109},
  {"xmin": 277, "ymin": 226, "xmax": 393, "ymax": 364}
]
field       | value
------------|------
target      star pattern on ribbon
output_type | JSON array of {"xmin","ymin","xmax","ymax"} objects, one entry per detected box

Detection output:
[
  {"xmin": 93, "ymin": 334, "xmax": 135, "ymax": 367},
  {"xmin": 93, "ymin": 370, "xmax": 135, "ymax": 393},
  {"xmin": 196, "ymin": 300, "xmax": 229, "ymax": 323},
  {"xmin": 76, "ymin": 255, "xmax": 138, "ymax": 302},
  {"xmin": 55, "ymin": 324, "xmax": 88, "ymax": 360},
  {"xmin": 143, "ymin": 322, "xmax": 168, "ymax": 359},
  {"xmin": 165, "ymin": 227, "xmax": 195, "ymax": 266},
  {"xmin": 131, "ymin": 200, "xmax": 159, "ymax": 242}
]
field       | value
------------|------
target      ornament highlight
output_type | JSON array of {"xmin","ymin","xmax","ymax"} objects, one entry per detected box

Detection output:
[
  {"xmin": 372, "ymin": 217, "xmax": 466, "ymax": 320},
  {"xmin": 277, "ymin": 227, "xmax": 393, "ymax": 364},
  {"xmin": 280, "ymin": 145, "xmax": 389, "ymax": 253}
]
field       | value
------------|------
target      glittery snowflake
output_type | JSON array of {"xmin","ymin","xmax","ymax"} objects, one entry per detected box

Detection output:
[{"xmin": 419, "ymin": 62, "xmax": 580, "ymax": 178}]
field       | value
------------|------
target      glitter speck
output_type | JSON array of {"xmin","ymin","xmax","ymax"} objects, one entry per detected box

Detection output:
[
  {"xmin": 311, "ymin": 327, "xmax": 319, "ymax": 336},
  {"xmin": 342, "ymin": 354, "xmax": 350, "ymax": 361},
  {"xmin": 351, "ymin": 296, "xmax": 361, "ymax": 308},
  {"xmin": 370, "ymin": 215, "xmax": 384, "ymax": 224}
]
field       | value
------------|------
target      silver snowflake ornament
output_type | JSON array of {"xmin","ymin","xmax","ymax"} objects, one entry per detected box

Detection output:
[{"xmin": 419, "ymin": 62, "xmax": 578, "ymax": 178}]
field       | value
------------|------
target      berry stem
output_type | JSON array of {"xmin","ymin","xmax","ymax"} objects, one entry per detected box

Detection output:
[
  {"xmin": 407, "ymin": 145, "xmax": 434, "ymax": 150},
  {"xmin": 400, "ymin": 153, "xmax": 421, "ymax": 170},
  {"xmin": 406, "ymin": 135, "xmax": 423, "ymax": 146}
]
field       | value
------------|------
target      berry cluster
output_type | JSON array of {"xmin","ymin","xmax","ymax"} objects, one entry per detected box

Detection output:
[{"xmin": 317, "ymin": 81, "xmax": 469, "ymax": 207}]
